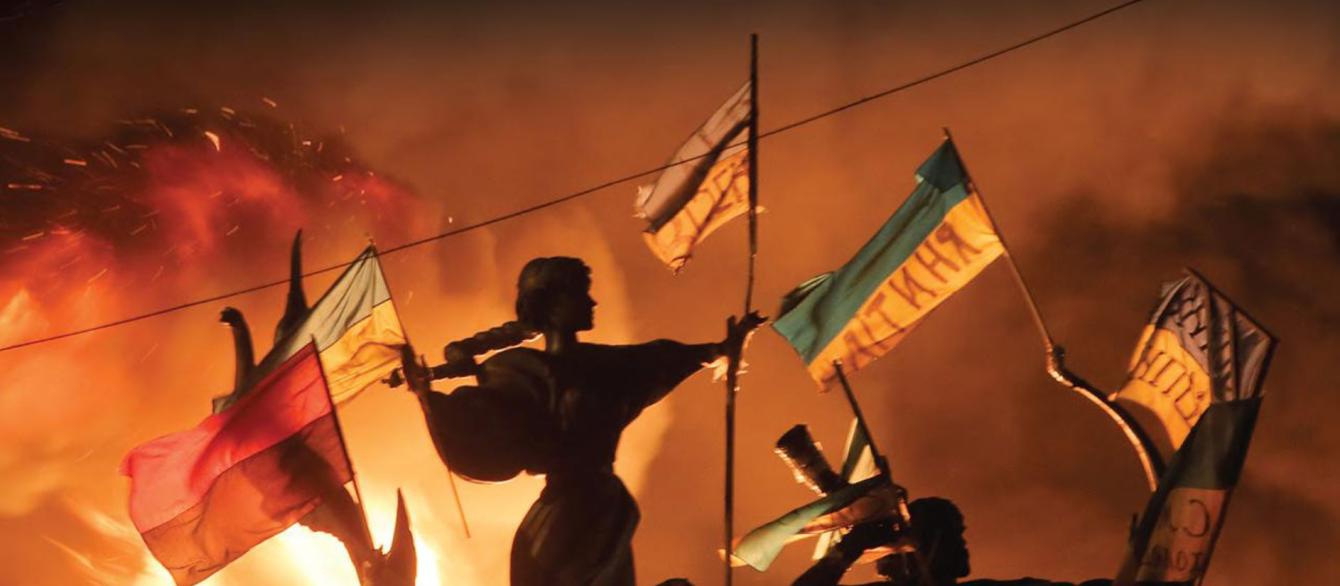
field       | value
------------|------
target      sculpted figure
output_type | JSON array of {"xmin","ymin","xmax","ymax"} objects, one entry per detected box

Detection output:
[{"xmin": 397, "ymin": 256, "xmax": 762, "ymax": 586}]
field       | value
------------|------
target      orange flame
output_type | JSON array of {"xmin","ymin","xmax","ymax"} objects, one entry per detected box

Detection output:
[{"xmin": 1, "ymin": 110, "xmax": 670, "ymax": 585}]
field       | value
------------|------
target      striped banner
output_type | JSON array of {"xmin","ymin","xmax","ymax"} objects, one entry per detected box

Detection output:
[
  {"xmin": 123, "ymin": 344, "xmax": 351, "ymax": 585},
  {"xmin": 636, "ymin": 82, "xmax": 752, "ymax": 272}
]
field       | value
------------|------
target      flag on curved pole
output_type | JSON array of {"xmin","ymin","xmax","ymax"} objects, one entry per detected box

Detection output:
[
  {"xmin": 1112, "ymin": 270, "xmax": 1275, "ymax": 457},
  {"xmin": 1113, "ymin": 272, "xmax": 1275, "ymax": 585}
]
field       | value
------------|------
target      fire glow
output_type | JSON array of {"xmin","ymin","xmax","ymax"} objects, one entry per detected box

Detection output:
[
  {"xmin": 0, "ymin": 105, "xmax": 436, "ymax": 583},
  {"xmin": 0, "ymin": 103, "xmax": 667, "ymax": 585}
]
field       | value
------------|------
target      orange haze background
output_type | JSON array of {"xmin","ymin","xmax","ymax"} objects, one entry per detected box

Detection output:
[{"xmin": 2, "ymin": 1, "xmax": 1339, "ymax": 584}]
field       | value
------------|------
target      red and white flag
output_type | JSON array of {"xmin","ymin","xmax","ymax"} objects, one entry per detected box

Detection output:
[{"xmin": 121, "ymin": 343, "xmax": 351, "ymax": 585}]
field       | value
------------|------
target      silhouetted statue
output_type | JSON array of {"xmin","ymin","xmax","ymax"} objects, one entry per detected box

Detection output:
[
  {"xmin": 794, "ymin": 497, "xmax": 1112, "ymax": 586},
  {"xmin": 218, "ymin": 231, "xmax": 416, "ymax": 586},
  {"xmin": 397, "ymin": 256, "xmax": 763, "ymax": 586}
]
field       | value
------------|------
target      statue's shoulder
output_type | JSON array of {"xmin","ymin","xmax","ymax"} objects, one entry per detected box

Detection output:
[
  {"xmin": 485, "ymin": 346, "xmax": 548, "ymax": 365},
  {"xmin": 479, "ymin": 347, "xmax": 553, "ymax": 383}
]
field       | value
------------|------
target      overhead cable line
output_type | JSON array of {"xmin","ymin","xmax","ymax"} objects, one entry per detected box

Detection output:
[{"xmin": 0, "ymin": 0, "xmax": 1153, "ymax": 354}]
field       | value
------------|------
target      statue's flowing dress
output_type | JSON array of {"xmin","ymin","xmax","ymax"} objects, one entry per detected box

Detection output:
[{"xmin": 422, "ymin": 339, "xmax": 717, "ymax": 586}]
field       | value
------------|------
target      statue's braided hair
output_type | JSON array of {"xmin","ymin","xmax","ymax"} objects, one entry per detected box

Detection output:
[
  {"xmin": 444, "ymin": 320, "xmax": 534, "ymax": 360},
  {"xmin": 440, "ymin": 257, "xmax": 589, "ymax": 364}
]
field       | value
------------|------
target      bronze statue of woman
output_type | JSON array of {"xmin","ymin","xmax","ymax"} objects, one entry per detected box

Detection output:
[{"xmin": 395, "ymin": 256, "xmax": 762, "ymax": 586}]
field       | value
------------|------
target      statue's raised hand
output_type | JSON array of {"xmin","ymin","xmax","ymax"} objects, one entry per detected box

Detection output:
[
  {"xmin": 722, "ymin": 310, "xmax": 767, "ymax": 356},
  {"xmin": 385, "ymin": 343, "xmax": 431, "ymax": 392}
]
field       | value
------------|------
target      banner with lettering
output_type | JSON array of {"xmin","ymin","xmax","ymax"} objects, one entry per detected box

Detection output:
[
  {"xmin": 1114, "ymin": 397, "xmax": 1263, "ymax": 585},
  {"xmin": 772, "ymin": 138, "xmax": 1003, "ymax": 388},
  {"xmin": 1112, "ymin": 271, "xmax": 1275, "ymax": 456},
  {"xmin": 636, "ymin": 81, "xmax": 752, "ymax": 272}
]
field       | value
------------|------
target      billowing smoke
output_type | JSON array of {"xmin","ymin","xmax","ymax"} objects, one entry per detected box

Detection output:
[{"xmin": 1023, "ymin": 111, "xmax": 1340, "ymax": 583}]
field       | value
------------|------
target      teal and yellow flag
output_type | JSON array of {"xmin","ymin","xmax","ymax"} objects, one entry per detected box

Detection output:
[
  {"xmin": 773, "ymin": 138, "xmax": 1003, "ymax": 387},
  {"xmin": 215, "ymin": 247, "xmax": 405, "ymax": 409},
  {"xmin": 1112, "ymin": 271, "xmax": 1275, "ymax": 457},
  {"xmin": 731, "ymin": 419, "xmax": 899, "ymax": 572},
  {"xmin": 636, "ymin": 82, "xmax": 752, "ymax": 272},
  {"xmin": 731, "ymin": 476, "xmax": 890, "ymax": 571}
]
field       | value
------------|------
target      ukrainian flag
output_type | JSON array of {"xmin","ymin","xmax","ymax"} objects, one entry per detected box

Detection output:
[
  {"xmin": 773, "ymin": 138, "xmax": 1003, "ymax": 387},
  {"xmin": 1112, "ymin": 271, "xmax": 1275, "ymax": 456},
  {"xmin": 636, "ymin": 81, "xmax": 752, "ymax": 272},
  {"xmin": 218, "ymin": 247, "xmax": 405, "ymax": 409},
  {"xmin": 1112, "ymin": 273, "xmax": 1273, "ymax": 584}
]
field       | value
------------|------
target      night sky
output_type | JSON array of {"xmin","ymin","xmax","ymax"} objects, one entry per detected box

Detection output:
[{"xmin": 2, "ymin": 1, "xmax": 1339, "ymax": 584}]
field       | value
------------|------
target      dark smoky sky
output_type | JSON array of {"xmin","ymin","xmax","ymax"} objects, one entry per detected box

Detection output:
[{"xmin": 3, "ymin": 0, "xmax": 1340, "ymax": 584}]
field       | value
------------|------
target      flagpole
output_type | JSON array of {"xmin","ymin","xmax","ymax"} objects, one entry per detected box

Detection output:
[
  {"xmin": 724, "ymin": 32, "xmax": 759, "ymax": 586},
  {"xmin": 832, "ymin": 361, "xmax": 934, "ymax": 586},
  {"xmin": 373, "ymin": 247, "xmax": 472, "ymax": 539},
  {"xmin": 1057, "ymin": 371, "xmax": 1165, "ymax": 491},
  {"xmin": 310, "ymin": 337, "xmax": 375, "ymax": 548},
  {"xmin": 940, "ymin": 127, "xmax": 1054, "ymax": 351},
  {"xmin": 831, "ymin": 361, "xmax": 887, "ymax": 478},
  {"xmin": 941, "ymin": 130, "xmax": 1172, "ymax": 490},
  {"xmin": 744, "ymin": 34, "xmax": 760, "ymax": 314}
]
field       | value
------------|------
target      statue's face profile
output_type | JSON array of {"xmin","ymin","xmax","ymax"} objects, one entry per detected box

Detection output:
[
  {"xmin": 548, "ymin": 280, "xmax": 596, "ymax": 333},
  {"xmin": 516, "ymin": 257, "xmax": 596, "ymax": 334}
]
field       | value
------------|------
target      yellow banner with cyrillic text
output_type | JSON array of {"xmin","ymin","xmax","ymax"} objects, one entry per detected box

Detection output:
[{"xmin": 807, "ymin": 193, "xmax": 1002, "ymax": 387}]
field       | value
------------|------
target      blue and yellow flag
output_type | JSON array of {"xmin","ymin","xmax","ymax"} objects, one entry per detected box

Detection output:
[
  {"xmin": 773, "ymin": 139, "xmax": 1003, "ymax": 387},
  {"xmin": 1113, "ymin": 273, "xmax": 1274, "ymax": 585},
  {"xmin": 636, "ymin": 82, "xmax": 752, "ymax": 272},
  {"xmin": 1112, "ymin": 271, "xmax": 1275, "ymax": 457},
  {"xmin": 215, "ymin": 247, "xmax": 405, "ymax": 409}
]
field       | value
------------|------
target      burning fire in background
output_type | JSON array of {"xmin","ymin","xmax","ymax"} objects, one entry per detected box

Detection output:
[
  {"xmin": 0, "ymin": 99, "xmax": 665, "ymax": 584},
  {"xmin": 3, "ymin": 1, "xmax": 1340, "ymax": 585}
]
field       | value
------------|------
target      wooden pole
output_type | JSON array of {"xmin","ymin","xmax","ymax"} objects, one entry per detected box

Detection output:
[
  {"xmin": 373, "ymin": 247, "xmax": 472, "ymax": 538},
  {"xmin": 830, "ymin": 361, "xmax": 887, "ymax": 478},
  {"xmin": 724, "ymin": 32, "xmax": 759, "ymax": 586},
  {"xmin": 744, "ymin": 34, "xmax": 760, "ymax": 315},
  {"xmin": 310, "ymin": 337, "xmax": 375, "ymax": 548},
  {"xmin": 939, "ymin": 132, "xmax": 1170, "ymax": 489},
  {"xmin": 831, "ymin": 361, "xmax": 933, "ymax": 586},
  {"xmin": 940, "ymin": 128, "xmax": 1054, "ymax": 350}
]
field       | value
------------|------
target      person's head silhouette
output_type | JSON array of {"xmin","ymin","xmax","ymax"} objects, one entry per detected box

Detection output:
[{"xmin": 876, "ymin": 497, "xmax": 970, "ymax": 585}]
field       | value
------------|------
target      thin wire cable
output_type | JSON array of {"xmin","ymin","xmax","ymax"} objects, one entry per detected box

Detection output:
[
  {"xmin": 759, "ymin": 0, "xmax": 1150, "ymax": 139},
  {"xmin": 0, "ymin": 0, "xmax": 1153, "ymax": 354}
]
